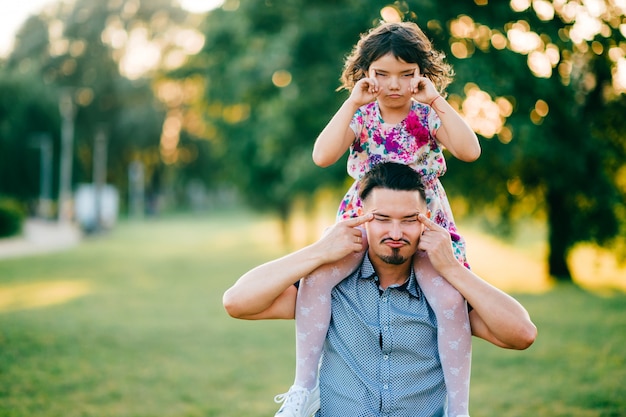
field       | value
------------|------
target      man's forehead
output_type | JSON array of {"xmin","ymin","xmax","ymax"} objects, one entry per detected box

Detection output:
[{"xmin": 363, "ymin": 187, "xmax": 426, "ymax": 210}]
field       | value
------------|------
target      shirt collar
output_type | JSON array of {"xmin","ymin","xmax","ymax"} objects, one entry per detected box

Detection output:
[{"xmin": 358, "ymin": 254, "xmax": 421, "ymax": 299}]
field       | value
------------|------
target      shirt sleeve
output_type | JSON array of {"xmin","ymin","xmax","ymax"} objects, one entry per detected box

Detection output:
[{"xmin": 349, "ymin": 108, "xmax": 364, "ymax": 142}]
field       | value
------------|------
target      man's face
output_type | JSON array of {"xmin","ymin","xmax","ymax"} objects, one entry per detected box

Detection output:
[{"xmin": 363, "ymin": 187, "xmax": 427, "ymax": 266}]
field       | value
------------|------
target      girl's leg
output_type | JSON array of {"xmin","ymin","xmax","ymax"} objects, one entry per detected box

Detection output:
[
  {"xmin": 293, "ymin": 249, "xmax": 365, "ymax": 389},
  {"xmin": 414, "ymin": 252, "xmax": 471, "ymax": 417}
]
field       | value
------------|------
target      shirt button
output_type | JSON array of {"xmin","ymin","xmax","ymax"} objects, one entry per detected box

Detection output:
[
  {"xmin": 383, "ymin": 355, "xmax": 389, "ymax": 360},
  {"xmin": 383, "ymin": 384, "xmax": 389, "ymax": 390},
  {"xmin": 382, "ymin": 297, "xmax": 388, "ymax": 302},
  {"xmin": 383, "ymin": 325, "xmax": 388, "ymax": 331}
]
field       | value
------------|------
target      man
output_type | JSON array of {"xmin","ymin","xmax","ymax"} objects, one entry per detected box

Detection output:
[{"xmin": 223, "ymin": 162, "xmax": 537, "ymax": 416}]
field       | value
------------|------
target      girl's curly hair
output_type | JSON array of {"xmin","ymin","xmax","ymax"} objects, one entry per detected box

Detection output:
[{"xmin": 339, "ymin": 21, "xmax": 454, "ymax": 96}]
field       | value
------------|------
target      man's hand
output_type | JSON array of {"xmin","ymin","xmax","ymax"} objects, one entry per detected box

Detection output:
[
  {"xmin": 316, "ymin": 213, "xmax": 372, "ymax": 264},
  {"xmin": 416, "ymin": 213, "xmax": 458, "ymax": 274},
  {"xmin": 223, "ymin": 213, "xmax": 372, "ymax": 321}
]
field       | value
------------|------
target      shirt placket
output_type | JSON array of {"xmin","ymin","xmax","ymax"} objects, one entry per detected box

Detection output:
[{"xmin": 379, "ymin": 287, "xmax": 393, "ymax": 416}]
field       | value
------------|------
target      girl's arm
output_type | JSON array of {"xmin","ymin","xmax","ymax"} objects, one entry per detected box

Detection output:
[
  {"xmin": 411, "ymin": 74, "xmax": 481, "ymax": 162},
  {"xmin": 312, "ymin": 99, "xmax": 360, "ymax": 167},
  {"xmin": 312, "ymin": 77, "xmax": 380, "ymax": 167},
  {"xmin": 429, "ymin": 96, "xmax": 481, "ymax": 162}
]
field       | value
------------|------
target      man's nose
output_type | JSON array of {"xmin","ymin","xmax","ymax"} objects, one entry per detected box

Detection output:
[{"xmin": 389, "ymin": 222, "xmax": 403, "ymax": 240}]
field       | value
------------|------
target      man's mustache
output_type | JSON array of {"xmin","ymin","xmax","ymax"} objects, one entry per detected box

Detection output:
[{"xmin": 381, "ymin": 238, "xmax": 410, "ymax": 245}]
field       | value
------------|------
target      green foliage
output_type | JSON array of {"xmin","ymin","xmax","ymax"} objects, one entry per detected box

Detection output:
[
  {"xmin": 427, "ymin": 1, "xmax": 626, "ymax": 278},
  {"xmin": 0, "ymin": 197, "xmax": 25, "ymax": 237},
  {"xmin": 185, "ymin": 0, "xmax": 384, "ymax": 219},
  {"xmin": 0, "ymin": 71, "xmax": 60, "ymax": 201},
  {"xmin": 183, "ymin": 0, "xmax": 626, "ymax": 280},
  {"xmin": 2, "ymin": 0, "xmax": 190, "ymax": 210},
  {"xmin": 0, "ymin": 214, "xmax": 625, "ymax": 416},
  {"xmin": 3, "ymin": 0, "xmax": 625, "ymax": 280}
]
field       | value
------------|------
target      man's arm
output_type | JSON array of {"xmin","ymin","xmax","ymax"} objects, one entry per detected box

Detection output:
[
  {"xmin": 417, "ymin": 214, "xmax": 537, "ymax": 350},
  {"xmin": 222, "ymin": 214, "xmax": 372, "ymax": 320}
]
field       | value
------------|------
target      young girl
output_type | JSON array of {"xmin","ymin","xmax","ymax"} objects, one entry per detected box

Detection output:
[{"xmin": 274, "ymin": 21, "xmax": 480, "ymax": 417}]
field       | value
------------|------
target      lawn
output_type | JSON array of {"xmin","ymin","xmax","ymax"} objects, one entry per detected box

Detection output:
[{"xmin": 0, "ymin": 211, "xmax": 624, "ymax": 417}]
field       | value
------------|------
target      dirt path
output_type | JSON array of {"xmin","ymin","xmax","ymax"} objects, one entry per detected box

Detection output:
[{"xmin": 0, "ymin": 219, "xmax": 81, "ymax": 260}]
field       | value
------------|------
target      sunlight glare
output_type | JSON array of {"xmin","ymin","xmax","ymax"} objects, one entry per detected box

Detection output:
[
  {"xmin": 174, "ymin": 28, "xmax": 205, "ymax": 54},
  {"xmin": 0, "ymin": 281, "xmax": 92, "ymax": 313},
  {"xmin": 119, "ymin": 27, "xmax": 161, "ymax": 80},
  {"xmin": 534, "ymin": 99, "xmax": 549, "ymax": 117},
  {"xmin": 507, "ymin": 22, "xmax": 543, "ymax": 54},
  {"xmin": 612, "ymin": 57, "xmax": 626, "ymax": 92},
  {"xmin": 528, "ymin": 50, "xmax": 553, "ymax": 78},
  {"xmin": 380, "ymin": 6, "xmax": 402, "ymax": 23},
  {"xmin": 179, "ymin": 0, "xmax": 224, "ymax": 13},
  {"xmin": 584, "ymin": 0, "xmax": 607, "ymax": 17},
  {"xmin": 272, "ymin": 70, "xmax": 292, "ymax": 87},
  {"xmin": 545, "ymin": 44, "xmax": 560, "ymax": 65},
  {"xmin": 160, "ymin": 109, "xmax": 183, "ymax": 164},
  {"xmin": 569, "ymin": 8, "xmax": 603, "ymax": 43},
  {"xmin": 510, "ymin": 0, "xmax": 531, "ymax": 12},
  {"xmin": 532, "ymin": 0, "xmax": 555, "ymax": 20},
  {"xmin": 491, "ymin": 31, "xmax": 507, "ymax": 50},
  {"xmin": 450, "ymin": 15, "xmax": 475, "ymax": 39},
  {"xmin": 459, "ymin": 84, "xmax": 509, "ymax": 139}
]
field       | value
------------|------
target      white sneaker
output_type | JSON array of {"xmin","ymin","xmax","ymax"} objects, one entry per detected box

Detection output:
[{"xmin": 273, "ymin": 384, "xmax": 320, "ymax": 417}]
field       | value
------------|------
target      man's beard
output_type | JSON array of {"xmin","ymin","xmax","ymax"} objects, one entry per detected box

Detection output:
[{"xmin": 379, "ymin": 248, "xmax": 408, "ymax": 265}]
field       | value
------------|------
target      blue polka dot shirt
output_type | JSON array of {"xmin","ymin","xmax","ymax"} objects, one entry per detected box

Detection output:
[{"xmin": 316, "ymin": 255, "xmax": 447, "ymax": 417}]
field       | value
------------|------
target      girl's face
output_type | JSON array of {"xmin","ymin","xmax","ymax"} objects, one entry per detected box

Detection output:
[{"xmin": 369, "ymin": 53, "xmax": 419, "ymax": 109}]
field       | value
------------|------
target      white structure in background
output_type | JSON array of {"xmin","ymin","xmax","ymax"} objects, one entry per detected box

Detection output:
[{"xmin": 74, "ymin": 184, "xmax": 119, "ymax": 231}]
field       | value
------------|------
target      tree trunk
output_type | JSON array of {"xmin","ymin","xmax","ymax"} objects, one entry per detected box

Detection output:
[{"xmin": 546, "ymin": 188, "xmax": 573, "ymax": 281}]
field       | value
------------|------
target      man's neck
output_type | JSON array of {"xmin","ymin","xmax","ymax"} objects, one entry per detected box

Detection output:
[{"xmin": 368, "ymin": 254, "xmax": 412, "ymax": 289}]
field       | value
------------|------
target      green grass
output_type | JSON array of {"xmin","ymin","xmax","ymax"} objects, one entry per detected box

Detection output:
[{"xmin": 0, "ymin": 211, "xmax": 625, "ymax": 416}]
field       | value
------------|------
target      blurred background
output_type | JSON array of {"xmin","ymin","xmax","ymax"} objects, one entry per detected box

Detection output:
[{"xmin": 0, "ymin": 1, "xmax": 625, "ymax": 416}]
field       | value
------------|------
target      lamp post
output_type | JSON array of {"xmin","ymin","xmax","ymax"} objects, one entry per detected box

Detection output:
[
  {"xmin": 128, "ymin": 159, "xmax": 145, "ymax": 219},
  {"xmin": 58, "ymin": 89, "xmax": 75, "ymax": 223},
  {"xmin": 30, "ymin": 133, "xmax": 53, "ymax": 219},
  {"xmin": 93, "ymin": 126, "xmax": 108, "ymax": 230}
]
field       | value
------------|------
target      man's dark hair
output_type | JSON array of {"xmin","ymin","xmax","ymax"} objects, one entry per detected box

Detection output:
[{"xmin": 359, "ymin": 162, "xmax": 426, "ymax": 202}]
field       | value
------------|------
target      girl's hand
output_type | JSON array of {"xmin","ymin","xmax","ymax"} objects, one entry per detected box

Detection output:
[
  {"xmin": 410, "ymin": 70, "xmax": 439, "ymax": 104},
  {"xmin": 348, "ymin": 70, "xmax": 380, "ymax": 107}
]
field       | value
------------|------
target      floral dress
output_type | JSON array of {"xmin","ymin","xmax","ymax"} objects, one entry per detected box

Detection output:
[{"xmin": 338, "ymin": 100, "xmax": 468, "ymax": 267}]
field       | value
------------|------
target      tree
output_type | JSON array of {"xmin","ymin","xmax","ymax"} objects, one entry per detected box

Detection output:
[
  {"xmin": 178, "ymin": 0, "xmax": 388, "ymax": 242},
  {"xmin": 172, "ymin": 0, "xmax": 626, "ymax": 278},
  {"xmin": 0, "ymin": 71, "xmax": 60, "ymax": 205},
  {"xmin": 2, "ymin": 0, "xmax": 208, "ymax": 214},
  {"xmin": 423, "ymin": 0, "xmax": 626, "ymax": 280}
]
